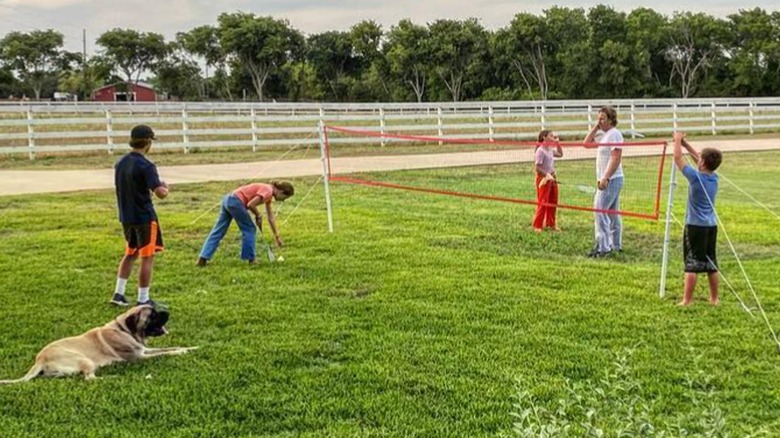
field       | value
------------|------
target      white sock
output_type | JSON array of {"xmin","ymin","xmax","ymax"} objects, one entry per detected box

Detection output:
[
  {"xmin": 115, "ymin": 278, "xmax": 128, "ymax": 296},
  {"xmin": 138, "ymin": 287, "xmax": 150, "ymax": 303}
]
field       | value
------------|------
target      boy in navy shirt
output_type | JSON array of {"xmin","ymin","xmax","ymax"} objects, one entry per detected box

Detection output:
[
  {"xmin": 110, "ymin": 125, "xmax": 169, "ymax": 306},
  {"xmin": 673, "ymin": 132, "xmax": 722, "ymax": 306}
]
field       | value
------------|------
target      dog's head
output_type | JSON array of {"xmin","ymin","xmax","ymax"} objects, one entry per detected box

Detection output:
[{"xmin": 118, "ymin": 304, "xmax": 170, "ymax": 339}]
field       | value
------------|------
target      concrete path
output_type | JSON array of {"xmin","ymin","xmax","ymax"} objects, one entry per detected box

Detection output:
[{"xmin": 1, "ymin": 138, "xmax": 778, "ymax": 196}]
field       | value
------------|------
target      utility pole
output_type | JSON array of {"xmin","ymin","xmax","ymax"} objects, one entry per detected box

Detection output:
[{"xmin": 82, "ymin": 29, "xmax": 88, "ymax": 101}]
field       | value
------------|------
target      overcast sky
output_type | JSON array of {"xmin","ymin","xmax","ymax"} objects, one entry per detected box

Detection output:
[{"xmin": 0, "ymin": 0, "xmax": 776, "ymax": 54}]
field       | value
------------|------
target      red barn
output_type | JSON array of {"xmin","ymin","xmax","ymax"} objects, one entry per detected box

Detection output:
[{"xmin": 92, "ymin": 82, "xmax": 158, "ymax": 102}]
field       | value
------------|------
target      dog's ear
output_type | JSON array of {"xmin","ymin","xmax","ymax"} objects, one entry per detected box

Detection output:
[{"xmin": 124, "ymin": 313, "xmax": 138, "ymax": 334}]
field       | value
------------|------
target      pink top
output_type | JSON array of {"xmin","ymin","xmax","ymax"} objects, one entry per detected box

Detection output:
[
  {"xmin": 234, "ymin": 183, "xmax": 273, "ymax": 206},
  {"xmin": 535, "ymin": 147, "xmax": 555, "ymax": 175}
]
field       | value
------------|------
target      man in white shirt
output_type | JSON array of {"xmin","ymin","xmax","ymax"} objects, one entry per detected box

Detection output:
[{"xmin": 583, "ymin": 106, "xmax": 624, "ymax": 257}]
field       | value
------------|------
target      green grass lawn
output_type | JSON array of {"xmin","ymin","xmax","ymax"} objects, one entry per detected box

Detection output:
[{"xmin": 0, "ymin": 151, "xmax": 779, "ymax": 436}]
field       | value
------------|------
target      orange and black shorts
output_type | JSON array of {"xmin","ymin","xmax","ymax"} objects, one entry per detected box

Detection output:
[{"xmin": 123, "ymin": 221, "xmax": 164, "ymax": 257}]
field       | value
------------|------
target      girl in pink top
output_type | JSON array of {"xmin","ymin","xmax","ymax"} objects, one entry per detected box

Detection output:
[
  {"xmin": 533, "ymin": 130, "xmax": 563, "ymax": 232},
  {"xmin": 197, "ymin": 181, "xmax": 295, "ymax": 265}
]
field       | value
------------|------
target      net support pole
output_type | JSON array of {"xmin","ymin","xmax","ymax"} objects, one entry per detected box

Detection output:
[
  {"xmin": 318, "ymin": 112, "xmax": 334, "ymax": 233},
  {"xmin": 659, "ymin": 161, "xmax": 678, "ymax": 298}
]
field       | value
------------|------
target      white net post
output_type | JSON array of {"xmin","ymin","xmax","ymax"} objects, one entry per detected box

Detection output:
[
  {"xmin": 318, "ymin": 110, "xmax": 334, "ymax": 233},
  {"xmin": 659, "ymin": 160, "xmax": 678, "ymax": 298}
]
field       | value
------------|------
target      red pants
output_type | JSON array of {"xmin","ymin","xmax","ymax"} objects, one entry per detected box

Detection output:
[{"xmin": 533, "ymin": 174, "xmax": 558, "ymax": 229}]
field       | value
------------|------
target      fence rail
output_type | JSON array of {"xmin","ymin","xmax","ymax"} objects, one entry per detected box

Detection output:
[{"xmin": 1, "ymin": 98, "xmax": 780, "ymax": 159}]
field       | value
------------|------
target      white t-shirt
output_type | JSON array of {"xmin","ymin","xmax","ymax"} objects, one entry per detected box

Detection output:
[{"xmin": 596, "ymin": 128, "xmax": 624, "ymax": 180}]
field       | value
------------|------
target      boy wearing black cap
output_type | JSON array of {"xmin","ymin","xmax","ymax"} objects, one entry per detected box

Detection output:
[{"xmin": 110, "ymin": 125, "xmax": 168, "ymax": 306}]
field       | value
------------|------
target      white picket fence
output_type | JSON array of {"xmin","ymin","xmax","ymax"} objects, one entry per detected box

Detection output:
[{"xmin": 1, "ymin": 98, "xmax": 779, "ymax": 159}]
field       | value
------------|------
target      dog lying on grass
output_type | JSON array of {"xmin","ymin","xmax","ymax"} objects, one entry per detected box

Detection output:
[{"xmin": 0, "ymin": 304, "xmax": 197, "ymax": 384}]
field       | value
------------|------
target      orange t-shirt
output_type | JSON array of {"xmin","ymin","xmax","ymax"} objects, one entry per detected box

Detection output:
[{"xmin": 233, "ymin": 183, "xmax": 273, "ymax": 207}]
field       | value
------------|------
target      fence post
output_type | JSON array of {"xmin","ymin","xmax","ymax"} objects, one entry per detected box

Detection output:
[
  {"xmin": 106, "ymin": 109, "xmax": 114, "ymax": 155},
  {"xmin": 437, "ymin": 106, "xmax": 443, "ymax": 146},
  {"xmin": 711, "ymin": 102, "xmax": 717, "ymax": 135},
  {"xmin": 379, "ymin": 107, "xmax": 386, "ymax": 147},
  {"xmin": 749, "ymin": 101, "xmax": 755, "ymax": 135},
  {"xmin": 250, "ymin": 107, "xmax": 258, "ymax": 152},
  {"xmin": 181, "ymin": 105, "xmax": 190, "ymax": 153},
  {"xmin": 26, "ymin": 110, "xmax": 35, "ymax": 160},
  {"xmin": 672, "ymin": 103, "xmax": 678, "ymax": 131},
  {"xmin": 630, "ymin": 103, "xmax": 636, "ymax": 139},
  {"xmin": 488, "ymin": 105, "xmax": 495, "ymax": 142},
  {"xmin": 540, "ymin": 102, "xmax": 546, "ymax": 129}
]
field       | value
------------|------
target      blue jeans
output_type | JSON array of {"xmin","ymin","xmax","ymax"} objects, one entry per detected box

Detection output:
[
  {"xmin": 593, "ymin": 177, "xmax": 623, "ymax": 253},
  {"xmin": 199, "ymin": 194, "xmax": 257, "ymax": 261}
]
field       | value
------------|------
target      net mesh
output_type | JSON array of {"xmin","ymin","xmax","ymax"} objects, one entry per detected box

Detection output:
[{"xmin": 324, "ymin": 126, "xmax": 668, "ymax": 220}]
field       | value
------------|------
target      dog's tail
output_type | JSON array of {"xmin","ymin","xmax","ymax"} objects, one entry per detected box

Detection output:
[{"xmin": 0, "ymin": 364, "xmax": 43, "ymax": 385}]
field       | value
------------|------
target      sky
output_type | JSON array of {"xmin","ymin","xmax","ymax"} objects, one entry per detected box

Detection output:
[{"xmin": 0, "ymin": 0, "xmax": 776, "ymax": 54}]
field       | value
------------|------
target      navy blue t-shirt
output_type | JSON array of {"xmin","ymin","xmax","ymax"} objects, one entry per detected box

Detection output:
[{"xmin": 115, "ymin": 152, "xmax": 161, "ymax": 224}]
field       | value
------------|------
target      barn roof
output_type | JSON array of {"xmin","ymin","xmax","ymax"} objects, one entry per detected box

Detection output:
[{"xmin": 92, "ymin": 81, "xmax": 156, "ymax": 93}]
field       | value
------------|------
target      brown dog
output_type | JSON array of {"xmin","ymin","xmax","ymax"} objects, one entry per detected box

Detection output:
[{"xmin": 0, "ymin": 304, "xmax": 197, "ymax": 384}]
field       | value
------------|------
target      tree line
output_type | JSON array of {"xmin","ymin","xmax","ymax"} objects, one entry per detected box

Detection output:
[{"xmin": 0, "ymin": 5, "xmax": 778, "ymax": 102}]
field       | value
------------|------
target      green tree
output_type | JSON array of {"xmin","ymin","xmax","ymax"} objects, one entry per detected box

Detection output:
[
  {"xmin": 57, "ymin": 55, "xmax": 113, "ymax": 100},
  {"xmin": 727, "ymin": 8, "xmax": 780, "ymax": 96},
  {"xmin": 217, "ymin": 12, "xmax": 303, "ymax": 101},
  {"xmin": 306, "ymin": 30, "xmax": 357, "ymax": 101},
  {"xmin": 96, "ymin": 28, "xmax": 169, "ymax": 97},
  {"xmin": 348, "ymin": 20, "xmax": 389, "ymax": 101},
  {"xmin": 0, "ymin": 29, "xmax": 74, "ymax": 99},
  {"xmin": 665, "ymin": 12, "xmax": 727, "ymax": 98},
  {"xmin": 494, "ymin": 13, "xmax": 550, "ymax": 100},
  {"xmin": 385, "ymin": 19, "xmax": 431, "ymax": 102},
  {"xmin": 587, "ymin": 5, "xmax": 645, "ymax": 97},
  {"xmin": 177, "ymin": 25, "xmax": 231, "ymax": 100},
  {"xmin": 626, "ymin": 7, "xmax": 671, "ymax": 96},
  {"xmin": 153, "ymin": 43, "xmax": 204, "ymax": 100},
  {"xmin": 427, "ymin": 18, "xmax": 489, "ymax": 101},
  {"xmin": 0, "ymin": 65, "xmax": 21, "ymax": 98}
]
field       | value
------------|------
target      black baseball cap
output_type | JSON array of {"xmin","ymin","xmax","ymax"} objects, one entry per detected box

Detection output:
[{"xmin": 130, "ymin": 125, "xmax": 156, "ymax": 140}]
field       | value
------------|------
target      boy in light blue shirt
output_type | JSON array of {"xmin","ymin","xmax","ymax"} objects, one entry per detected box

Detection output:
[{"xmin": 673, "ymin": 132, "xmax": 722, "ymax": 306}]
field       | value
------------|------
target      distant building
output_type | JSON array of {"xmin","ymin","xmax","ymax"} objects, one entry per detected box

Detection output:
[
  {"xmin": 53, "ymin": 92, "xmax": 77, "ymax": 101},
  {"xmin": 91, "ymin": 82, "xmax": 158, "ymax": 102}
]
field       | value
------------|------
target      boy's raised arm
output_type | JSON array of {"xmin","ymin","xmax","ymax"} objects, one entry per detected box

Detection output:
[
  {"xmin": 673, "ymin": 132, "xmax": 688, "ymax": 171},
  {"xmin": 681, "ymin": 138, "xmax": 701, "ymax": 163}
]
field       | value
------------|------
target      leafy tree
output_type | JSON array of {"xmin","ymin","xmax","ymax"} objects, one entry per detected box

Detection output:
[
  {"xmin": 726, "ymin": 8, "xmax": 780, "ymax": 96},
  {"xmin": 96, "ymin": 28, "xmax": 168, "ymax": 97},
  {"xmin": 348, "ymin": 20, "xmax": 389, "ymax": 101},
  {"xmin": 0, "ymin": 29, "xmax": 74, "ymax": 99},
  {"xmin": 153, "ymin": 43, "xmax": 203, "ymax": 100},
  {"xmin": 385, "ymin": 19, "xmax": 430, "ymax": 102},
  {"xmin": 427, "ymin": 18, "xmax": 489, "ymax": 102},
  {"xmin": 626, "ymin": 8, "xmax": 671, "ymax": 96},
  {"xmin": 306, "ymin": 30, "xmax": 357, "ymax": 101},
  {"xmin": 587, "ymin": 5, "xmax": 644, "ymax": 97},
  {"xmin": 665, "ymin": 12, "xmax": 727, "ymax": 98},
  {"xmin": 533, "ymin": 7, "xmax": 593, "ymax": 99},
  {"xmin": 0, "ymin": 65, "xmax": 21, "ymax": 98},
  {"xmin": 57, "ymin": 56, "xmax": 113, "ymax": 100},
  {"xmin": 177, "ymin": 25, "xmax": 231, "ymax": 99},
  {"xmin": 217, "ymin": 12, "xmax": 303, "ymax": 101},
  {"xmin": 494, "ymin": 13, "xmax": 549, "ymax": 100},
  {"xmin": 350, "ymin": 20, "xmax": 383, "ymax": 70}
]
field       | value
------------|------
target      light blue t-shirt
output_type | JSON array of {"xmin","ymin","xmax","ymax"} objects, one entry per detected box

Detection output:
[{"xmin": 682, "ymin": 165, "xmax": 718, "ymax": 226}]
